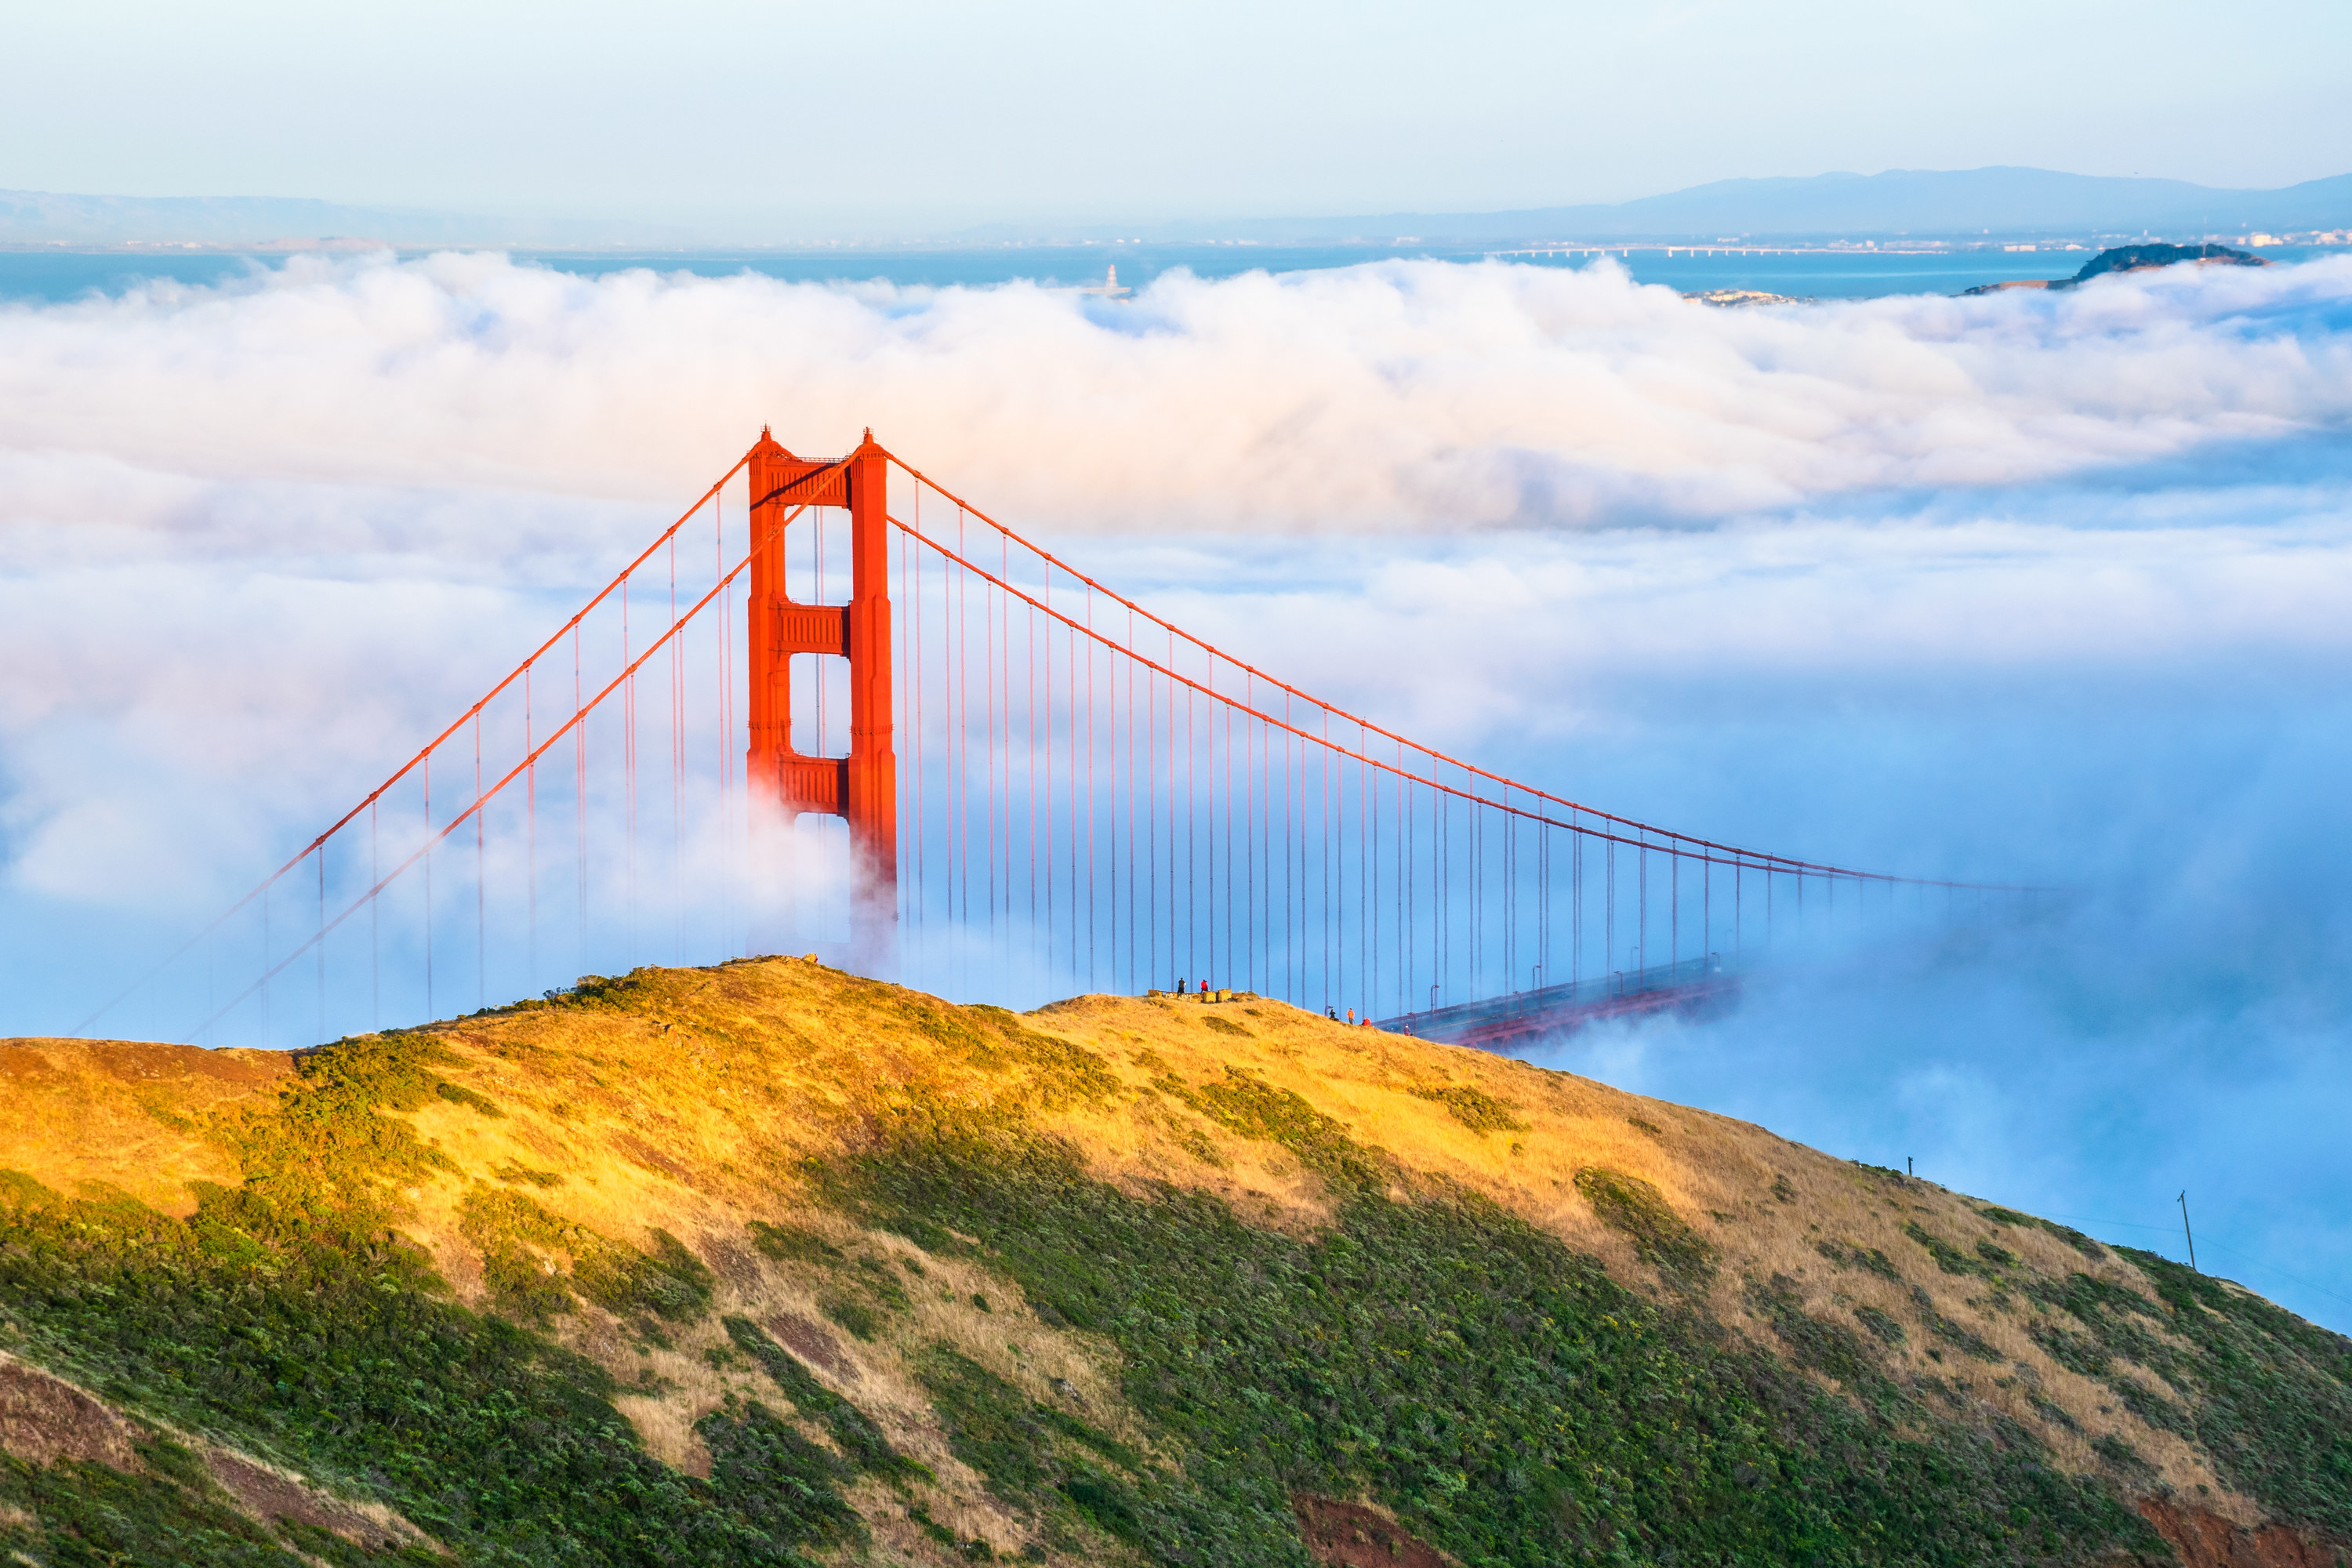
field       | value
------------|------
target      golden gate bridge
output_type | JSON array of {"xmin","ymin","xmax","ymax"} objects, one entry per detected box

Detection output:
[{"xmin": 79, "ymin": 431, "xmax": 2015, "ymax": 1052}]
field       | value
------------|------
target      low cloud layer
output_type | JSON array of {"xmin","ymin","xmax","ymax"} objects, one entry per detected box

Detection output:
[
  {"xmin": 4, "ymin": 253, "xmax": 2350, "ymax": 1327},
  {"xmin": 6, "ymin": 249, "xmax": 2352, "ymax": 534}
]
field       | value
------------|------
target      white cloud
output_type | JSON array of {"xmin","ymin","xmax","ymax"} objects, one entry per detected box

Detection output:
[{"xmin": 5, "ymin": 251, "xmax": 2350, "ymax": 536}]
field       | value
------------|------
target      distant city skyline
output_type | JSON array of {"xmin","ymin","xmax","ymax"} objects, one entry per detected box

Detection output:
[{"xmin": 9, "ymin": 0, "xmax": 2347, "ymax": 231}]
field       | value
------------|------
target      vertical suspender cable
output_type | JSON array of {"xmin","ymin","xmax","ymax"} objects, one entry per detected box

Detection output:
[
  {"xmin": 670, "ymin": 527, "xmax": 682, "ymax": 964},
  {"xmin": 1085, "ymin": 586, "xmax": 1096, "ymax": 989},
  {"xmin": 1240, "ymin": 674, "xmax": 1250, "ymax": 993},
  {"xmin": 623, "ymin": 572, "xmax": 636, "ymax": 961},
  {"xmin": 910, "ymin": 514, "xmax": 923, "ymax": 961},
  {"xmin": 1639, "ymin": 840, "xmax": 1648, "ymax": 974},
  {"xmin": 574, "ymin": 623, "xmax": 586, "ymax": 978},
  {"xmin": 1221, "ymin": 670, "xmax": 1232, "ymax": 988},
  {"xmin": 315, "ymin": 851, "xmax": 325, "ymax": 1043},
  {"xmin": 1572, "ymin": 818, "xmax": 1583, "ymax": 986},
  {"xmin": 958, "ymin": 507, "xmax": 970, "ymax": 983},
  {"xmin": 526, "ymin": 662, "xmax": 537, "ymax": 993},
  {"xmin": 985, "ymin": 530, "xmax": 996, "ymax": 965},
  {"xmin": 474, "ymin": 712, "xmax": 485, "ymax": 1011},
  {"xmin": 716, "ymin": 488, "xmax": 728, "ymax": 959},
  {"xmin": 370, "ymin": 801, "xmax": 380, "ymax": 1029},
  {"xmin": 423, "ymin": 752, "xmax": 434, "ymax": 1020},
  {"xmin": 1127, "ymin": 608, "xmax": 1137, "ymax": 990},
  {"xmin": 1396, "ymin": 739, "xmax": 1405, "ymax": 1017}
]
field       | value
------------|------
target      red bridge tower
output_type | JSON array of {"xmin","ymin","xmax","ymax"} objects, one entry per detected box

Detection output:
[{"xmin": 744, "ymin": 428, "xmax": 897, "ymax": 962}]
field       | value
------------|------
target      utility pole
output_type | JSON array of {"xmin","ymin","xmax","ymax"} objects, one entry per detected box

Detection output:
[{"xmin": 2179, "ymin": 1191, "xmax": 2198, "ymax": 1272}]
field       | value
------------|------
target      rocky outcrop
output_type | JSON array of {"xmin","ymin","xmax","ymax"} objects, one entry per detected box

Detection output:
[
  {"xmin": 1962, "ymin": 242, "xmax": 2268, "ymax": 296},
  {"xmin": 2138, "ymin": 1497, "xmax": 2348, "ymax": 1568},
  {"xmin": 1294, "ymin": 1495, "xmax": 1451, "ymax": 1568}
]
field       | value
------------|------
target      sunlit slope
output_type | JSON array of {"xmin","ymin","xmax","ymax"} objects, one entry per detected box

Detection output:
[{"xmin": 2, "ymin": 957, "xmax": 2347, "ymax": 1567}]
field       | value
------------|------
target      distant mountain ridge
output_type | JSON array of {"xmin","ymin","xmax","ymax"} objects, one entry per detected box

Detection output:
[
  {"xmin": 0, "ymin": 189, "xmax": 691, "ymax": 248},
  {"xmin": 7, "ymin": 165, "xmax": 2349, "ymax": 249},
  {"xmin": 1121, "ymin": 166, "xmax": 2352, "ymax": 244}
]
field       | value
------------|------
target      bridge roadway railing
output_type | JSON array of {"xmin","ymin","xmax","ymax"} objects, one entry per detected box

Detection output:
[{"xmin": 1374, "ymin": 954, "xmax": 1733, "ymax": 1049}]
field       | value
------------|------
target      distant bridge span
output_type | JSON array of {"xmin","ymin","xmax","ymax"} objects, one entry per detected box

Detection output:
[{"xmin": 1377, "ymin": 956, "xmax": 1739, "ymax": 1052}]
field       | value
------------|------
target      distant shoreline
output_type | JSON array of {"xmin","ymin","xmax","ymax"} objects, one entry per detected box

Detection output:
[
  {"xmin": 3, "ymin": 234, "xmax": 2344, "ymax": 259},
  {"xmin": 2, "ymin": 241, "xmax": 2339, "ymax": 311}
]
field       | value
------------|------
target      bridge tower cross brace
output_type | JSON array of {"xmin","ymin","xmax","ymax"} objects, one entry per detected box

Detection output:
[{"xmin": 745, "ymin": 428, "xmax": 898, "ymax": 961}]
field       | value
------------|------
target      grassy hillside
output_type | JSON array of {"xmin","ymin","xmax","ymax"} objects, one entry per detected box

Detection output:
[{"xmin": 2, "ymin": 957, "xmax": 2347, "ymax": 1566}]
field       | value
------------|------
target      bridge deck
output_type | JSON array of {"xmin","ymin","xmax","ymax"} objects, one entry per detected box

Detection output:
[{"xmin": 1374, "ymin": 956, "xmax": 1737, "ymax": 1054}]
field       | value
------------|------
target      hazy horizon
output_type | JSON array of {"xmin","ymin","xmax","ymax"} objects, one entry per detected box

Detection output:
[
  {"xmin": 5, "ymin": 163, "xmax": 2350, "ymax": 250},
  {"xmin": 10, "ymin": 0, "xmax": 2350, "ymax": 233}
]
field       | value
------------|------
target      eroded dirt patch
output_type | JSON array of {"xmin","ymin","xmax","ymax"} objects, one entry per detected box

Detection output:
[
  {"xmin": 2139, "ymin": 1499, "xmax": 2347, "ymax": 1568},
  {"xmin": 1294, "ymin": 1494, "xmax": 1450, "ymax": 1568},
  {"xmin": 204, "ymin": 1448, "xmax": 440, "ymax": 1554},
  {"xmin": 768, "ymin": 1310, "xmax": 852, "ymax": 1374},
  {"xmin": 0, "ymin": 1356, "xmax": 137, "ymax": 1470}
]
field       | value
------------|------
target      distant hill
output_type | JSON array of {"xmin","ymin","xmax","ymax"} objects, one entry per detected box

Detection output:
[
  {"xmin": 1961, "ymin": 242, "xmax": 2270, "ymax": 296},
  {"xmin": 3, "ymin": 957, "xmax": 2349, "ymax": 1565},
  {"xmin": 1102, "ymin": 166, "xmax": 2352, "ymax": 245},
  {"xmin": 0, "ymin": 189, "xmax": 689, "ymax": 248},
  {"xmin": 0, "ymin": 189, "xmax": 466, "ymax": 245},
  {"xmin": 12, "ymin": 166, "xmax": 2350, "ymax": 252}
]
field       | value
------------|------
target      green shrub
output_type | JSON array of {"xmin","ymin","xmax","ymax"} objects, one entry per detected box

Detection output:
[
  {"xmin": 1979, "ymin": 1206, "xmax": 2106, "ymax": 1259},
  {"xmin": 721, "ymin": 1316, "xmax": 927, "ymax": 1483},
  {"xmin": 1408, "ymin": 1083, "xmax": 1526, "ymax": 1134},
  {"xmin": 1911, "ymin": 1287, "xmax": 2003, "ymax": 1363},
  {"xmin": 1853, "ymin": 1304, "xmax": 1907, "ymax": 1347},
  {"xmin": 434, "ymin": 1080, "xmax": 504, "ymax": 1117},
  {"xmin": 1745, "ymin": 1274, "xmax": 1900, "ymax": 1410},
  {"xmin": 0, "ymin": 1432, "xmax": 341, "ymax": 1568},
  {"xmin": 746, "ymin": 1219, "xmax": 842, "ymax": 1263},
  {"xmin": 1905, "ymin": 1222, "xmax": 1993, "ymax": 1278},
  {"xmin": 826, "ymin": 1117, "xmax": 2158, "ymax": 1567},
  {"xmin": 1184, "ymin": 1068, "xmax": 1382, "ymax": 1189},
  {"xmin": 1817, "ymin": 1238, "xmax": 1904, "ymax": 1281},
  {"xmin": 1573, "ymin": 1167, "xmax": 1715, "ymax": 1290},
  {"xmin": 916, "ymin": 1346, "xmax": 1159, "ymax": 1552},
  {"xmin": 458, "ymin": 1185, "xmax": 713, "ymax": 1325},
  {"xmin": 0, "ymin": 1174, "xmax": 862, "ymax": 1565},
  {"xmin": 819, "ymin": 1295, "xmax": 884, "ymax": 1341}
]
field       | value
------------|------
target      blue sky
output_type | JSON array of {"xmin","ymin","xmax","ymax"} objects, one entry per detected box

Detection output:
[{"xmin": 6, "ymin": 0, "xmax": 2350, "ymax": 228}]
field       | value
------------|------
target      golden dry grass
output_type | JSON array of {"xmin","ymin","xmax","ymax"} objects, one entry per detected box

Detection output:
[
  {"xmin": 0, "ymin": 955, "xmax": 2253, "ymax": 1523},
  {"xmin": 0, "ymin": 1040, "xmax": 285, "ymax": 1216}
]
